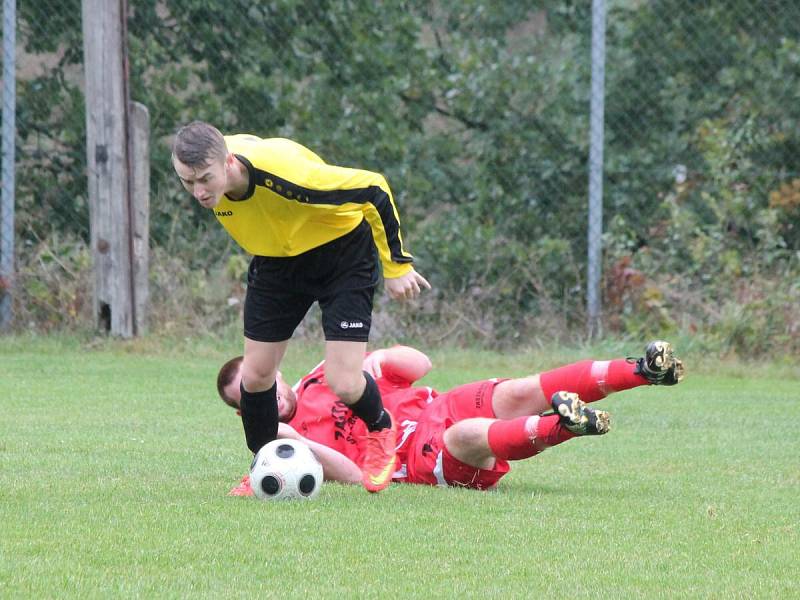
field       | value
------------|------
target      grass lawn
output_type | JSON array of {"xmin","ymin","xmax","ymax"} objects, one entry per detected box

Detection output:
[{"xmin": 1, "ymin": 334, "xmax": 798, "ymax": 598}]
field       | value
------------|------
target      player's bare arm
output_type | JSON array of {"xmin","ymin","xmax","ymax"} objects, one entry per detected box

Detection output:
[
  {"xmin": 277, "ymin": 423, "xmax": 362, "ymax": 484},
  {"xmin": 384, "ymin": 268, "xmax": 431, "ymax": 301},
  {"xmin": 364, "ymin": 345, "xmax": 432, "ymax": 383}
]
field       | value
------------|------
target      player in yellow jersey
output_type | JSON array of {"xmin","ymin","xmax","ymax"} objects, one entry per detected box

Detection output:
[{"xmin": 171, "ymin": 121, "xmax": 430, "ymax": 492}]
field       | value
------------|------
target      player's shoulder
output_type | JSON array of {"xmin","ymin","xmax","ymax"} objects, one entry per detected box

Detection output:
[
  {"xmin": 224, "ymin": 133, "xmax": 265, "ymax": 151},
  {"xmin": 294, "ymin": 359, "xmax": 327, "ymax": 394},
  {"xmin": 225, "ymin": 135, "xmax": 324, "ymax": 165}
]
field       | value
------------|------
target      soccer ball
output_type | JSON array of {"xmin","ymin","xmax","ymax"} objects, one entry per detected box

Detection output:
[{"xmin": 249, "ymin": 439, "xmax": 324, "ymax": 501}]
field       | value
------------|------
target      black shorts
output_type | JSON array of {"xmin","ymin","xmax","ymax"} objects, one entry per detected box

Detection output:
[{"xmin": 243, "ymin": 219, "xmax": 379, "ymax": 343}]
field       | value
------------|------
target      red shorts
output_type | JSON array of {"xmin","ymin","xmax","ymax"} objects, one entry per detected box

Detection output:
[{"xmin": 400, "ymin": 379, "xmax": 511, "ymax": 490}]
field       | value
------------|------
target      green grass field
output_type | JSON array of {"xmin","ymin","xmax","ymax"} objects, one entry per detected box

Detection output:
[{"xmin": 1, "ymin": 335, "xmax": 798, "ymax": 598}]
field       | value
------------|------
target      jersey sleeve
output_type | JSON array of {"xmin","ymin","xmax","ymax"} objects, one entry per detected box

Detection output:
[{"xmin": 305, "ymin": 161, "xmax": 414, "ymax": 278}]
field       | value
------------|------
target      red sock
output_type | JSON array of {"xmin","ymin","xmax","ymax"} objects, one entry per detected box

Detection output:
[
  {"xmin": 539, "ymin": 359, "xmax": 648, "ymax": 403},
  {"xmin": 487, "ymin": 416, "xmax": 541, "ymax": 460},
  {"xmin": 534, "ymin": 414, "xmax": 575, "ymax": 448}
]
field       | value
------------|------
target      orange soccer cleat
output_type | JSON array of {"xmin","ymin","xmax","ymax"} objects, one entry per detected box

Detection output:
[
  {"xmin": 228, "ymin": 474, "xmax": 254, "ymax": 497},
  {"xmin": 361, "ymin": 410, "xmax": 398, "ymax": 493}
]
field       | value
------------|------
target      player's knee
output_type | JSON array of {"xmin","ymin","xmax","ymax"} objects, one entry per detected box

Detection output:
[
  {"xmin": 327, "ymin": 373, "xmax": 365, "ymax": 403},
  {"xmin": 241, "ymin": 363, "xmax": 277, "ymax": 392},
  {"xmin": 510, "ymin": 385, "xmax": 535, "ymax": 409},
  {"xmin": 495, "ymin": 377, "xmax": 542, "ymax": 413},
  {"xmin": 443, "ymin": 424, "xmax": 479, "ymax": 449},
  {"xmin": 443, "ymin": 422, "xmax": 494, "ymax": 470}
]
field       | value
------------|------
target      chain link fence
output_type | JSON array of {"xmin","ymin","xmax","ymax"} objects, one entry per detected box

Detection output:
[
  {"xmin": 1, "ymin": 0, "xmax": 15, "ymax": 327},
  {"xmin": 600, "ymin": 1, "xmax": 800, "ymax": 341},
  {"xmin": 3, "ymin": 1, "xmax": 799, "ymax": 348}
]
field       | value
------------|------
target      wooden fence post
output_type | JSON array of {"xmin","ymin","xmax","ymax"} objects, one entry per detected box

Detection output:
[
  {"xmin": 131, "ymin": 102, "xmax": 150, "ymax": 335},
  {"xmin": 82, "ymin": 0, "xmax": 149, "ymax": 337}
]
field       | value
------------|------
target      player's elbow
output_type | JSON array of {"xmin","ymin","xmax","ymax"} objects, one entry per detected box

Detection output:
[
  {"xmin": 418, "ymin": 352, "xmax": 433, "ymax": 376},
  {"xmin": 392, "ymin": 345, "xmax": 432, "ymax": 380}
]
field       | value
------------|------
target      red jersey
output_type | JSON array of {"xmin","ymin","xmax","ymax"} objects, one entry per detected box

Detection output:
[{"xmin": 288, "ymin": 357, "xmax": 437, "ymax": 479}]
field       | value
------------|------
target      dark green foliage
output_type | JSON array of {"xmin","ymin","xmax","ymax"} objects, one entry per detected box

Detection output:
[{"xmin": 9, "ymin": 0, "xmax": 800, "ymax": 353}]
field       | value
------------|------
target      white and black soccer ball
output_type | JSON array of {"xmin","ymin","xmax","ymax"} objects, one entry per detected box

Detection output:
[{"xmin": 249, "ymin": 439, "xmax": 324, "ymax": 501}]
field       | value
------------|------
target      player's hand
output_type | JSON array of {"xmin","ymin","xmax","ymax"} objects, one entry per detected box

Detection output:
[
  {"xmin": 384, "ymin": 269, "xmax": 431, "ymax": 301},
  {"xmin": 362, "ymin": 349, "xmax": 385, "ymax": 379},
  {"xmin": 277, "ymin": 423, "xmax": 299, "ymax": 439}
]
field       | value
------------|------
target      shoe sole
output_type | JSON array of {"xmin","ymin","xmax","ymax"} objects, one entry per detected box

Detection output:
[{"xmin": 591, "ymin": 410, "xmax": 611, "ymax": 434}]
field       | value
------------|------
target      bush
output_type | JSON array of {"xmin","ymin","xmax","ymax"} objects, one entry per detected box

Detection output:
[{"xmin": 13, "ymin": 235, "xmax": 93, "ymax": 331}]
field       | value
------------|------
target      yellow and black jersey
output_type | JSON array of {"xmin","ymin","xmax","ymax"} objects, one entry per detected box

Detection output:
[{"xmin": 214, "ymin": 134, "xmax": 414, "ymax": 278}]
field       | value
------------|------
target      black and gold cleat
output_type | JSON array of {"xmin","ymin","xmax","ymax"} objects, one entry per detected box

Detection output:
[
  {"xmin": 632, "ymin": 340, "xmax": 685, "ymax": 385},
  {"xmin": 551, "ymin": 391, "xmax": 610, "ymax": 436}
]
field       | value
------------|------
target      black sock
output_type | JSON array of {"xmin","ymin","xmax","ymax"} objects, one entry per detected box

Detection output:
[
  {"xmin": 348, "ymin": 371, "xmax": 392, "ymax": 432},
  {"xmin": 239, "ymin": 382, "xmax": 278, "ymax": 453}
]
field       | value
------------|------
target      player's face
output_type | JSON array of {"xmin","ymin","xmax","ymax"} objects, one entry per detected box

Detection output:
[
  {"xmin": 227, "ymin": 367, "xmax": 298, "ymax": 422},
  {"xmin": 276, "ymin": 375, "xmax": 298, "ymax": 422},
  {"xmin": 172, "ymin": 155, "xmax": 228, "ymax": 209}
]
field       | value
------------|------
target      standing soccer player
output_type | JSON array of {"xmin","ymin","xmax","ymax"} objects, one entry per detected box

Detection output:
[{"xmin": 171, "ymin": 121, "xmax": 430, "ymax": 492}]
